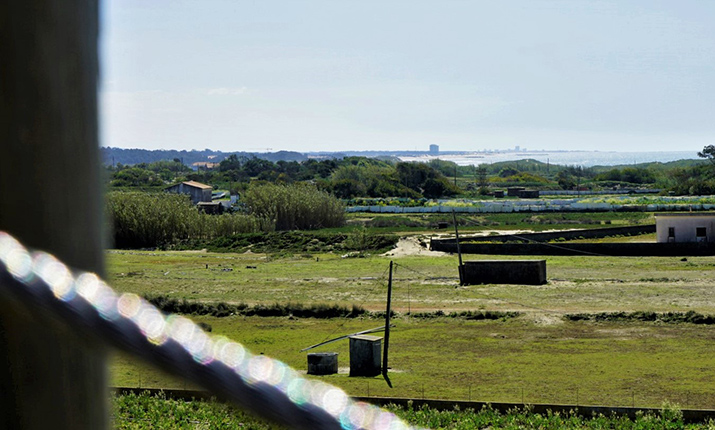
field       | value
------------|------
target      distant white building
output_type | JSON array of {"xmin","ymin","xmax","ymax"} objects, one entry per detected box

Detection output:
[
  {"xmin": 429, "ymin": 144, "xmax": 439, "ymax": 155},
  {"xmin": 655, "ymin": 213, "xmax": 715, "ymax": 243}
]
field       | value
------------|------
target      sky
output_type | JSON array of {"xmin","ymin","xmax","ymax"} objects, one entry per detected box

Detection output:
[{"xmin": 100, "ymin": 1, "xmax": 715, "ymax": 153}]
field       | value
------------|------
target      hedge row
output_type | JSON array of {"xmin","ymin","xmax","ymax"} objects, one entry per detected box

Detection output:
[{"xmin": 565, "ymin": 310, "xmax": 715, "ymax": 324}]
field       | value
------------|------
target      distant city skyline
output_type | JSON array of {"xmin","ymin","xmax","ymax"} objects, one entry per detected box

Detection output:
[{"xmin": 101, "ymin": 1, "xmax": 714, "ymax": 154}]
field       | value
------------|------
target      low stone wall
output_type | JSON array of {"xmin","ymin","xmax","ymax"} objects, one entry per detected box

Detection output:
[
  {"xmin": 432, "ymin": 241, "xmax": 715, "ymax": 256},
  {"xmin": 452, "ymin": 224, "xmax": 656, "ymax": 243}
]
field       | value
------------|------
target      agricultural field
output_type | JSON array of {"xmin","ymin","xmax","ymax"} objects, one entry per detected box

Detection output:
[{"xmin": 107, "ymin": 221, "xmax": 715, "ymax": 413}]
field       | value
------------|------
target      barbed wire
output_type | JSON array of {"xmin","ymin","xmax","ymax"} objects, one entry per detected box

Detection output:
[
  {"xmin": 0, "ymin": 231, "xmax": 425, "ymax": 430},
  {"xmin": 392, "ymin": 262, "xmax": 453, "ymax": 282},
  {"xmin": 311, "ymin": 263, "xmax": 392, "ymax": 349}
]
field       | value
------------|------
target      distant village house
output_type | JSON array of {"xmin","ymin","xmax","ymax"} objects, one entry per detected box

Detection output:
[
  {"xmin": 655, "ymin": 213, "xmax": 715, "ymax": 243},
  {"xmin": 165, "ymin": 181, "xmax": 212, "ymax": 205},
  {"xmin": 191, "ymin": 161, "xmax": 219, "ymax": 171}
]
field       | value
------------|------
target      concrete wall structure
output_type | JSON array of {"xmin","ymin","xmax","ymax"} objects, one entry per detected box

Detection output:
[
  {"xmin": 507, "ymin": 187, "xmax": 525, "ymax": 197},
  {"xmin": 655, "ymin": 213, "xmax": 715, "ymax": 243},
  {"xmin": 349, "ymin": 335, "xmax": 382, "ymax": 377},
  {"xmin": 462, "ymin": 260, "xmax": 547, "ymax": 285},
  {"xmin": 518, "ymin": 190, "xmax": 540, "ymax": 198},
  {"xmin": 433, "ymin": 241, "xmax": 715, "ymax": 256},
  {"xmin": 307, "ymin": 353, "xmax": 338, "ymax": 375},
  {"xmin": 448, "ymin": 225, "xmax": 656, "ymax": 243}
]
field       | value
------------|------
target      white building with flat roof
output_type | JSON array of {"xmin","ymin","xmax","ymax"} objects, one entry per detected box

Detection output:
[{"xmin": 655, "ymin": 213, "xmax": 715, "ymax": 243}]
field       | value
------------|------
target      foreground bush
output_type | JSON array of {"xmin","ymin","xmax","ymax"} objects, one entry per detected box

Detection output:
[
  {"xmin": 114, "ymin": 392, "xmax": 707, "ymax": 429},
  {"xmin": 242, "ymin": 183, "xmax": 345, "ymax": 230},
  {"xmin": 565, "ymin": 310, "xmax": 715, "ymax": 325}
]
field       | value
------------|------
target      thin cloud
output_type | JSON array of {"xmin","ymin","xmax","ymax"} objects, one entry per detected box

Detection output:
[{"xmin": 206, "ymin": 87, "xmax": 248, "ymax": 96}]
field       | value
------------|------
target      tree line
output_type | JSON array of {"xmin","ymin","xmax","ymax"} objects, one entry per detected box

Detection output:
[
  {"xmin": 105, "ymin": 148, "xmax": 715, "ymax": 198},
  {"xmin": 106, "ymin": 155, "xmax": 461, "ymax": 199}
]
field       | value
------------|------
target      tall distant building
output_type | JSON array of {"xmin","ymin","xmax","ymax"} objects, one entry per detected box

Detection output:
[{"xmin": 429, "ymin": 144, "xmax": 439, "ymax": 155}]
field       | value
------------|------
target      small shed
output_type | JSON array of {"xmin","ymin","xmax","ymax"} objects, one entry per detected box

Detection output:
[
  {"xmin": 349, "ymin": 335, "xmax": 382, "ymax": 377},
  {"xmin": 197, "ymin": 201, "xmax": 222, "ymax": 214},
  {"xmin": 507, "ymin": 187, "xmax": 525, "ymax": 197},
  {"xmin": 518, "ymin": 190, "xmax": 540, "ymax": 198},
  {"xmin": 166, "ymin": 181, "xmax": 212, "ymax": 204},
  {"xmin": 655, "ymin": 213, "xmax": 715, "ymax": 243}
]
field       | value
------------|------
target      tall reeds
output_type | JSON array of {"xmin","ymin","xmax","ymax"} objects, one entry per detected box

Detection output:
[
  {"xmin": 242, "ymin": 183, "xmax": 345, "ymax": 230},
  {"xmin": 106, "ymin": 192, "xmax": 261, "ymax": 248}
]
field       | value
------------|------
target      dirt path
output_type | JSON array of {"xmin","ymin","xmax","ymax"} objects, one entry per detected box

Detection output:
[{"xmin": 381, "ymin": 236, "xmax": 449, "ymax": 257}]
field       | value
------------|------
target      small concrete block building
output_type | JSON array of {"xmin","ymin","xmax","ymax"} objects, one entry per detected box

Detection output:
[
  {"xmin": 197, "ymin": 201, "xmax": 222, "ymax": 214},
  {"xmin": 165, "ymin": 181, "xmax": 212, "ymax": 205},
  {"xmin": 507, "ymin": 187, "xmax": 525, "ymax": 197},
  {"xmin": 518, "ymin": 190, "xmax": 540, "ymax": 198},
  {"xmin": 655, "ymin": 213, "xmax": 715, "ymax": 243},
  {"xmin": 349, "ymin": 335, "xmax": 382, "ymax": 377}
]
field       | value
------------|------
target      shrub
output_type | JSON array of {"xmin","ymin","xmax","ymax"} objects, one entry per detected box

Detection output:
[
  {"xmin": 143, "ymin": 294, "xmax": 366, "ymax": 319},
  {"xmin": 242, "ymin": 183, "xmax": 345, "ymax": 230}
]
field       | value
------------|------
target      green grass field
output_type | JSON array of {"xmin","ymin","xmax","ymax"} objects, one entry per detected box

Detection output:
[
  {"xmin": 107, "ymin": 250, "xmax": 715, "ymax": 314},
  {"xmin": 107, "ymin": 242, "xmax": 715, "ymax": 410},
  {"xmin": 111, "ymin": 315, "xmax": 715, "ymax": 409}
]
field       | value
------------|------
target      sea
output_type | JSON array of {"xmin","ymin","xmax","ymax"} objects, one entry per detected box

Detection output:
[{"xmin": 398, "ymin": 150, "xmax": 699, "ymax": 168}]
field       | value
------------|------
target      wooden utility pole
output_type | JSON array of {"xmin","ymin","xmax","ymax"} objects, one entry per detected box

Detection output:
[
  {"xmin": 0, "ymin": 1, "xmax": 106, "ymax": 428},
  {"xmin": 452, "ymin": 210, "xmax": 464, "ymax": 285},
  {"xmin": 382, "ymin": 261, "xmax": 393, "ymax": 388}
]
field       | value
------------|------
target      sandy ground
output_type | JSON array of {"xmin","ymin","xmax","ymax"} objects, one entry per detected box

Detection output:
[
  {"xmin": 381, "ymin": 236, "xmax": 449, "ymax": 257},
  {"xmin": 382, "ymin": 229, "xmax": 567, "ymax": 257}
]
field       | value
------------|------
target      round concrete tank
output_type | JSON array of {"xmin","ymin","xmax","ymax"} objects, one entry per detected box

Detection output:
[{"xmin": 307, "ymin": 352, "xmax": 338, "ymax": 375}]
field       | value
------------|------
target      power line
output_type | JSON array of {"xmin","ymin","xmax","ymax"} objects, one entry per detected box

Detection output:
[{"xmin": 311, "ymin": 263, "xmax": 391, "ymax": 348}]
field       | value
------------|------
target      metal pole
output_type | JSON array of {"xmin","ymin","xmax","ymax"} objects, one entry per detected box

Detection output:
[{"xmin": 407, "ymin": 282, "xmax": 411, "ymax": 316}]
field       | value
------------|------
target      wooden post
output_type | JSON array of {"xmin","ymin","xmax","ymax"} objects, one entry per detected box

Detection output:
[
  {"xmin": 382, "ymin": 261, "xmax": 393, "ymax": 388},
  {"xmin": 452, "ymin": 210, "xmax": 464, "ymax": 285},
  {"xmin": 0, "ymin": 1, "xmax": 106, "ymax": 429}
]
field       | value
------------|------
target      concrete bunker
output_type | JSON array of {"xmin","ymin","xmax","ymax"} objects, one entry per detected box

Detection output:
[{"xmin": 461, "ymin": 260, "xmax": 547, "ymax": 285}]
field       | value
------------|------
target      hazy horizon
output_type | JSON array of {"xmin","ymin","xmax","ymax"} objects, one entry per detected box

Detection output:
[{"xmin": 101, "ymin": 1, "xmax": 714, "ymax": 154}]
